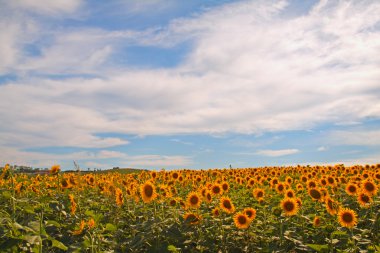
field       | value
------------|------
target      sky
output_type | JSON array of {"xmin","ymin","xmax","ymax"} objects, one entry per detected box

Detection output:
[{"xmin": 0, "ymin": 0, "xmax": 379, "ymax": 170}]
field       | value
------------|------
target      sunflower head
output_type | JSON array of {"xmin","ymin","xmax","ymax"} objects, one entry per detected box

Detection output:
[
  {"xmin": 233, "ymin": 212, "xmax": 251, "ymax": 229},
  {"xmin": 345, "ymin": 183, "xmax": 358, "ymax": 196},
  {"xmin": 357, "ymin": 191, "xmax": 372, "ymax": 208},
  {"xmin": 61, "ymin": 178, "xmax": 71, "ymax": 189},
  {"xmin": 212, "ymin": 207, "xmax": 220, "ymax": 217},
  {"xmin": 313, "ymin": 216, "xmax": 321, "ymax": 227},
  {"xmin": 186, "ymin": 191, "xmax": 202, "ymax": 209},
  {"xmin": 280, "ymin": 198, "xmax": 299, "ymax": 216},
  {"xmin": 308, "ymin": 188, "xmax": 323, "ymax": 201},
  {"xmin": 50, "ymin": 165, "xmax": 61, "ymax": 175},
  {"xmin": 184, "ymin": 213, "xmax": 201, "ymax": 225},
  {"xmin": 243, "ymin": 208, "xmax": 257, "ymax": 221},
  {"xmin": 220, "ymin": 196, "xmax": 235, "ymax": 214},
  {"xmin": 88, "ymin": 218, "xmax": 96, "ymax": 229},
  {"xmin": 211, "ymin": 184, "xmax": 223, "ymax": 195},
  {"xmin": 221, "ymin": 182, "xmax": 229, "ymax": 192},
  {"xmin": 253, "ymin": 188, "xmax": 264, "ymax": 200},
  {"xmin": 338, "ymin": 208, "xmax": 358, "ymax": 228},
  {"xmin": 285, "ymin": 189, "xmax": 295, "ymax": 198},
  {"xmin": 140, "ymin": 181, "xmax": 157, "ymax": 203},
  {"xmin": 325, "ymin": 196, "xmax": 339, "ymax": 215},
  {"xmin": 362, "ymin": 180, "xmax": 378, "ymax": 196}
]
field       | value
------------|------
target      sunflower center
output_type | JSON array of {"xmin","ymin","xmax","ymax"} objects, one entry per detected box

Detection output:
[
  {"xmin": 310, "ymin": 189, "xmax": 321, "ymax": 199},
  {"xmin": 245, "ymin": 211, "xmax": 253, "ymax": 218},
  {"xmin": 144, "ymin": 185, "xmax": 153, "ymax": 197},
  {"xmin": 213, "ymin": 187, "xmax": 221, "ymax": 194},
  {"xmin": 365, "ymin": 182, "xmax": 374, "ymax": 192},
  {"xmin": 284, "ymin": 201, "xmax": 295, "ymax": 211},
  {"xmin": 223, "ymin": 200, "xmax": 232, "ymax": 209},
  {"xmin": 190, "ymin": 195, "xmax": 199, "ymax": 205},
  {"xmin": 342, "ymin": 212, "xmax": 353, "ymax": 223},
  {"xmin": 348, "ymin": 185, "xmax": 356, "ymax": 192},
  {"xmin": 62, "ymin": 180, "xmax": 68, "ymax": 187},
  {"xmin": 238, "ymin": 215, "xmax": 247, "ymax": 224},
  {"xmin": 361, "ymin": 194, "xmax": 370, "ymax": 203},
  {"xmin": 257, "ymin": 191, "xmax": 263, "ymax": 198}
]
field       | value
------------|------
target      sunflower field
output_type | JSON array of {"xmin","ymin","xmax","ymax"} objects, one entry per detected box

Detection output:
[{"xmin": 0, "ymin": 163, "xmax": 379, "ymax": 252}]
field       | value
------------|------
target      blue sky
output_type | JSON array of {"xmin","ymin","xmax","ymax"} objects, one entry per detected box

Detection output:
[{"xmin": 0, "ymin": 0, "xmax": 379, "ymax": 170}]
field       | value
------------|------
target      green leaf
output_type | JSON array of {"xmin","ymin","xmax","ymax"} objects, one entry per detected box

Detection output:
[
  {"xmin": 105, "ymin": 223, "xmax": 117, "ymax": 231},
  {"xmin": 45, "ymin": 220, "xmax": 61, "ymax": 228},
  {"xmin": 167, "ymin": 245, "xmax": 180, "ymax": 253},
  {"xmin": 85, "ymin": 210, "xmax": 95, "ymax": 217},
  {"xmin": 2, "ymin": 191, "xmax": 12, "ymax": 199},
  {"xmin": 332, "ymin": 230, "xmax": 347, "ymax": 236},
  {"xmin": 52, "ymin": 239, "xmax": 68, "ymax": 251},
  {"xmin": 22, "ymin": 235, "xmax": 42, "ymax": 245},
  {"xmin": 306, "ymin": 244, "xmax": 329, "ymax": 252}
]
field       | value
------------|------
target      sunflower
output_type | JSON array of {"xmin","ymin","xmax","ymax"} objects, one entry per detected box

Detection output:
[
  {"xmin": 280, "ymin": 198, "xmax": 299, "ymax": 216},
  {"xmin": 247, "ymin": 178, "xmax": 255, "ymax": 188},
  {"xmin": 150, "ymin": 171, "xmax": 157, "ymax": 180},
  {"xmin": 285, "ymin": 176, "xmax": 293, "ymax": 185},
  {"xmin": 140, "ymin": 181, "xmax": 157, "ymax": 203},
  {"xmin": 220, "ymin": 196, "xmax": 235, "ymax": 214},
  {"xmin": 221, "ymin": 181, "xmax": 230, "ymax": 192},
  {"xmin": 171, "ymin": 171, "xmax": 180, "ymax": 181},
  {"xmin": 212, "ymin": 207, "xmax": 220, "ymax": 217},
  {"xmin": 327, "ymin": 176, "xmax": 336, "ymax": 186},
  {"xmin": 276, "ymin": 183, "xmax": 286, "ymax": 194},
  {"xmin": 72, "ymin": 220, "xmax": 85, "ymax": 235},
  {"xmin": 115, "ymin": 187, "xmax": 123, "ymax": 206},
  {"xmin": 87, "ymin": 175, "xmax": 95, "ymax": 186},
  {"xmin": 233, "ymin": 212, "xmax": 251, "ymax": 229},
  {"xmin": 205, "ymin": 190, "xmax": 212, "ymax": 203},
  {"xmin": 61, "ymin": 178, "xmax": 71, "ymax": 189},
  {"xmin": 169, "ymin": 198, "xmax": 177, "ymax": 207},
  {"xmin": 319, "ymin": 178, "xmax": 328, "ymax": 187},
  {"xmin": 211, "ymin": 184, "xmax": 223, "ymax": 196},
  {"xmin": 243, "ymin": 207, "xmax": 257, "ymax": 221},
  {"xmin": 338, "ymin": 208, "xmax": 357, "ymax": 228},
  {"xmin": 184, "ymin": 213, "xmax": 201, "ymax": 225},
  {"xmin": 307, "ymin": 180, "xmax": 317, "ymax": 189},
  {"xmin": 186, "ymin": 191, "xmax": 202, "ymax": 209},
  {"xmin": 296, "ymin": 183, "xmax": 304, "ymax": 192},
  {"xmin": 50, "ymin": 165, "xmax": 60, "ymax": 175},
  {"xmin": 68, "ymin": 194, "xmax": 77, "ymax": 214},
  {"xmin": 313, "ymin": 216, "xmax": 321, "ymax": 227},
  {"xmin": 361, "ymin": 180, "xmax": 378, "ymax": 196},
  {"xmin": 345, "ymin": 183, "xmax": 358, "ymax": 196},
  {"xmin": 325, "ymin": 196, "xmax": 339, "ymax": 215},
  {"xmin": 357, "ymin": 191, "xmax": 372, "ymax": 208},
  {"xmin": 308, "ymin": 188, "xmax": 323, "ymax": 201},
  {"xmin": 88, "ymin": 218, "xmax": 96, "ymax": 229},
  {"xmin": 285, "ymin": 189, "xmax": 295, "ymax": 198},
  {"xmin": 253, "ymin": 188, "xmax": 265, "ymax": 200},
  {"xmin": 270, "ymin": 178, "xmax": 279, "ymax": 187}
]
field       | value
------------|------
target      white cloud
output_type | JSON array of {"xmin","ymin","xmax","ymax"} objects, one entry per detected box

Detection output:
[
  {"xmin": 0, "ymin": 0, "xmax": 379, "ymax": 164},
  {"xmin": 6, "ymin": 0, "xmax": 82, "ymax": 15},
  {"xmin": 329, "ymin": 130, "xmax": 380, "ymax": 146},
  {"xmin": 0, "ymin": 147, "xmax": 191, "ymax": 169},
  {"xmin": 317, "ymin": 146, "xmax": 327, "ymax": 151},
  {"xmin": 255, "ymin": 149, "xmax": 299, "ymax": 157}
]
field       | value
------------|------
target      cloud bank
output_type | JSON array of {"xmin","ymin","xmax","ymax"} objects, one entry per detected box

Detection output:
[{"xmin": 0, "ymin": 0, "xmax": 379, "ymax": 168}]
